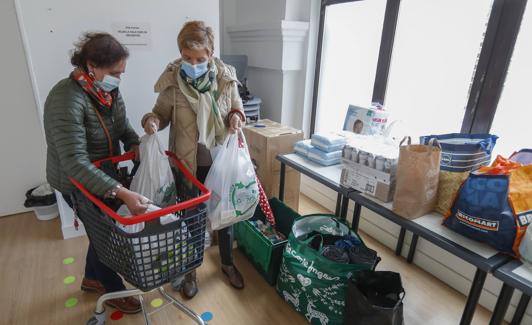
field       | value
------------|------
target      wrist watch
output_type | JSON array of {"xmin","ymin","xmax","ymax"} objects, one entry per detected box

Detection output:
[{"xmin": 105, "ymin": 184, "xmax": 123, "ymax": 199}]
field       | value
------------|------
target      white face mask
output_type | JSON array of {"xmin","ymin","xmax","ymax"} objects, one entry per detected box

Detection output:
[{"xmin": 95, "ymin": 74, "xmax": 121, "ymax": 92}]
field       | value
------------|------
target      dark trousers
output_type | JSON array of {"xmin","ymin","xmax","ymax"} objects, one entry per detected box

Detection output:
[
  {"xmin": 62, "ymin": 194, "xmax": 125, "ymax": 292},
  {"xmin": 197, "ymin": 165, "xmax": 234, "ymax": 266}
]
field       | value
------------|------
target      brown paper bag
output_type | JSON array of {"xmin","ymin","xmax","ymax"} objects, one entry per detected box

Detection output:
[{"xmin": 392, "ymin": 137, "xmax": 441, "ymax": 219}]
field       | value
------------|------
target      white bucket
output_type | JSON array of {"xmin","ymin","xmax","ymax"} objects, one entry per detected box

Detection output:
[{"xmin": 33, "ymin": 203, "xmax": 59, "ymax": 221}]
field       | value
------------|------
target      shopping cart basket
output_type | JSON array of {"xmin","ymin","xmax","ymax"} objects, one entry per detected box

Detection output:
[{"xmin": 70, "ymin": 151, "xmax": 210, "ymax": 325}]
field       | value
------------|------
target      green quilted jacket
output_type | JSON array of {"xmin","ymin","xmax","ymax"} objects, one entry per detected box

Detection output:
[{"xmin": 44, "ymin": 77, "xmax": 140, "ymax": 196}]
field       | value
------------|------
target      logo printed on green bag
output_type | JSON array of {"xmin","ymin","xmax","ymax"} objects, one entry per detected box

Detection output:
[
  {"xmin": 297, "ymin": 274, "xmax": 312, "ymax": 287},
  {"xmin": 279, "ymin": 262, "xmax": 296, "ymax": 283},
  {"xmin": 230, "ymin": 180, "xmax": 258, "ymax": 217},
  {"xmin": 283, "ymin": 290, "xmax": 301, "ymax": 309},
  {"xmin": 305, "ymin": 300, "xmax": 329, "ymax": 325},
  {"xmin": 286, "ymin": 243, "xmax": 340, "ymax": 281}
]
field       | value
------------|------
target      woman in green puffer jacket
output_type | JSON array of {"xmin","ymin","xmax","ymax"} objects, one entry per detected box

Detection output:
[{"xmin": 43, "ymin": 32, "xmax": 145, "ymax": 314}]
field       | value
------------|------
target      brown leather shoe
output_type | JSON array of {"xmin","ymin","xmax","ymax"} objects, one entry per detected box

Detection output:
[
  {"xmin": 80, "ymin": 278, "xmax": 106, "ymax": 295},
  {"xmin": 182, "ymin": 270, "xmax": 198, "ymax": 299},
  {"xmin": 105, "ymin": 297, "xmax": 142, "ymax": 314},
  {"xmin": 221, "ymin": 265, "xmax": 244, "ymax": 289}
]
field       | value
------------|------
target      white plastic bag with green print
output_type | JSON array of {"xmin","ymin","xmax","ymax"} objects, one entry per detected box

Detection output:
[
  {"xmin": 130, "ymin": 133, "xmax": 178, "ymax": 227},
  {"xmin": 205, "ymin": 130, "xmax": 259, "ymax": 230}
]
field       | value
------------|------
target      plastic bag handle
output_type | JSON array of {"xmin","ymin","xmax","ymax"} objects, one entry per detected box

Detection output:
[
  {"xmin": 382, "ymin": 120, "xmax": 399, "ymax": 138},
  {"xmin": 427, "ymin": 138, "xmax": 441, "ymax": 149},
  {"xmin": 478, "ymin": 137, "xmax": 495, "ymax": 154},
  {"xmin": 301, "ymin": 234, "xmax": 325, "ymax": 251},
  {"xmin": 400, "ymin": 136, "xmax": 411, "ymax": 146},
  {"xmin": 237, "ymin": 129, "xmax": 252, "ymax": 156},
  {"xmin": 395, "ymin": 290, "xmax": 406, "ymax": 308},
  {"xmin": 372, "ymin": 256, "xmax": 382, "ymax": 271}
]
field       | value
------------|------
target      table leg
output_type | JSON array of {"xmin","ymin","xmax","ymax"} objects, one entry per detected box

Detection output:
[
  {"xmin": 510, "ymin": 293, "xmax": 530, "ymax": 325},
  {"xmin": 279, "ymin": 162, "xmax": 286, "ymax": 201},
  {"xmin": 489, "ymin": 283, "xmax": 515, "ymax": 325},
  {"xmin": 407, "ymin": 234, "xmax": 419, "ymax": 264},
  {"xmin": 335, "ymin": 193, "xmax": 342, "ymax": 216},
  {"xmin": 351, "ymin": 203, "xmax": 362, "ymax": 232},
  {"xmin": 396, "ymin": 228, "xmax": 406, "ymax": 256},
  {"xmin": 460, "ymin": 268, "xmax": 488, "ymax": 325},
  {"xmin": 340, "ymin": 195, "xmax": 349, "ymax": 221}
]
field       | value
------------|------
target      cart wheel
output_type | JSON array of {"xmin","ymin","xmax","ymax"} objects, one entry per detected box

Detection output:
[{"xmin": 87, "ymin": 314, "xmax": 105, "ymax": 325}]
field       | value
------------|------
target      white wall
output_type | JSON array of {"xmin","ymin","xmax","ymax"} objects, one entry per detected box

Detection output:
[
  {"xmin": 247, "ymin": 68, "xmax": 284, "ymax": 122},
  {"xmin": 0, "ymin": 0, "xmax": 47, "ymax": 217},
  {"xmin": 222, "ymin": 0, "xmax": 311, "ymax": 130},
  {"xmin": 16, "ymin": 0, "xmax": 220, "ymax": 143}
]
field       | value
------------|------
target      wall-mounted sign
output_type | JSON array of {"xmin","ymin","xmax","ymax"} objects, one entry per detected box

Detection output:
[{"xmin": 112, "ymin": 22, "xmax": 151, "ymax": 46}]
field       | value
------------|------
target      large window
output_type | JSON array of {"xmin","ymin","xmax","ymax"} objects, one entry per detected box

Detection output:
[
  {"xmin": 384, "ymin": 0, "xmax": 493, "ymax": 141},
  {"xmin": 490, "ymin": 4, "xmax": 532, "ymax": 158},
  {"xmin": 311, "ymin": 0, "xmax": 529, "ymax": 154},
  {"xmin": 314, "ymin": 0, "xmax": 387, "ymax": 133}
]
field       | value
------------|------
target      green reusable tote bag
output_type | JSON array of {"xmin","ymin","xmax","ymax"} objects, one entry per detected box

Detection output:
[{"xmin": 276, "ymin": 215, "xmax": 376, "ymax": 325}]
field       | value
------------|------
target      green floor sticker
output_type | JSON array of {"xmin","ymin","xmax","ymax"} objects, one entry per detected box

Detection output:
[
  {"xmin": 151, "ymin": 298, "xmax": 163, "ymax": 308},
  {"xmin": 65, "ymin": 297, "xmax": 78, "ymax": 308},
  {"xmin": 63, "ymin": 257, "xmax": 75, "ymax": 265},
  {"xmin": 63, "ymin": 276, "xmax": 76, "ymax": 285}
]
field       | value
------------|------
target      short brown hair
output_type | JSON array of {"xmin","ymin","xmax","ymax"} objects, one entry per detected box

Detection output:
[
  {"xmin": 70, "ymin": 32, "xmax": 129, "ymax": 70},
  {"xmin": 177, "ymin": 21, "xmax": 215, "ymax": 55}
]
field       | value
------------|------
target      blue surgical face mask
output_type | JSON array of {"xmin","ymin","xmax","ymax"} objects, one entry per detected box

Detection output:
[
  {"xmin": 95, "ymin": 74, "xmax": 121, "ymax": 92},
  {"xmin": 181, "ymin": 61, "xmax": 209, "ymax": 80}
]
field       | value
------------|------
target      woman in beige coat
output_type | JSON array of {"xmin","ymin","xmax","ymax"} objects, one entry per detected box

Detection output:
[{"xmin": 142, "ymin": 21, "xmax": 246, "ymax": 298}]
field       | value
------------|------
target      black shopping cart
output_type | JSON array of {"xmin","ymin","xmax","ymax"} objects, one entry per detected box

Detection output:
[{"xmin": 70, "ymin": 151, "xmax": 210, "ymax": 325}]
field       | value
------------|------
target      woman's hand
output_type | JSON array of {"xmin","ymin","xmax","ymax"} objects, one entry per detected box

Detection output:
[
  {"xmin": 143, "ymin": 116, "xmax": 160, "ymax": 135},
  {"xmin": 228, "ymin": 113, "xmax": 243, "ymax": 134},
  {"xmin": 116, "ymin": 188, "xmax": 150, "ymax": 215}
]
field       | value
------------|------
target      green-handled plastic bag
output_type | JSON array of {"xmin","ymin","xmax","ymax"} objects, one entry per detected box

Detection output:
[{"xmin": 276, "ymin": 215, "xmax": 377, "ymax": 325}]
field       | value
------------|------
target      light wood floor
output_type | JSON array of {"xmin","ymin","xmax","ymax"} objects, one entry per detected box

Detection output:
[{"xmin": 0, "ymin": 195, "xmax": 500, "ymax": 325}]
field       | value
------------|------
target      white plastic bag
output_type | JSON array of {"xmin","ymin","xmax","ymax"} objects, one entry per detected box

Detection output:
[
  {"xmin": 116, "ymin": 204, "xmax": 145, "ymax": 234},
  {"xmin": 204, "ymin": 131, "xmax": 259, "ymax": 230},
  {"xmin": 116, "ymin": 204, "xmax": 176, "ymax": 234},
  {"xmin": 130, "ymin": 133, "xmax": 179, "ymax": 226}
]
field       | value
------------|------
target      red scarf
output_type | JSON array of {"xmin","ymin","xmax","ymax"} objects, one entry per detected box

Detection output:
[{"xmin": 72, "ymin": 68, "xmax": 113, "ymax": 108}]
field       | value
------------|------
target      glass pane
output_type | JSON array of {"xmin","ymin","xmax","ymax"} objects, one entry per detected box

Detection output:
[
  {"xmin": 315, "ymin": 0, "xmax": 387, "ymax": 133},
  {"xmin": 490, "ymin": 5, "xmax": 532, "ymax": 158},
  {"xmin": 384, "ymin": 0, "xmax": 493, "ymax": 142}
]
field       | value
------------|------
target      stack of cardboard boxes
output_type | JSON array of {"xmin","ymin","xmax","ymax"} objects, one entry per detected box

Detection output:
[{"xmin": 243, "ymin": 120, "xmax": 303, "ymax": 211}]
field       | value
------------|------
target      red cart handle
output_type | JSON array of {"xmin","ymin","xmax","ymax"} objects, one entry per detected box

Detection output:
[{"xmin": 69, "ymin": 151, "xmax": 211, "ymax": 225}]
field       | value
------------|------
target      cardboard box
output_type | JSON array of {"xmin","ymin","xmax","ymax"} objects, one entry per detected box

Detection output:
[
  {"xmin": 243, "ymin": 120, "xmax": 304, "ymax": 211},
  {"xmin": 341, "ymin": 159, "xmax": 396, "ymax": 202}
]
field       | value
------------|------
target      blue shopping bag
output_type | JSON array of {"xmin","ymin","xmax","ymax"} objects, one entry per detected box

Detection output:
[
  {"xmin": 444, "ymin": 161, "xmax": 532, "ymax": 256},
  {"xmin": 420, "ymin": 133, "xmax": 498, "ymax": 172}
]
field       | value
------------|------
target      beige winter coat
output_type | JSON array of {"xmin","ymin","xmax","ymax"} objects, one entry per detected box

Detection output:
[{"xmin": 142, "ymin": 58, "xmax": 243, "ymax": 176}]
